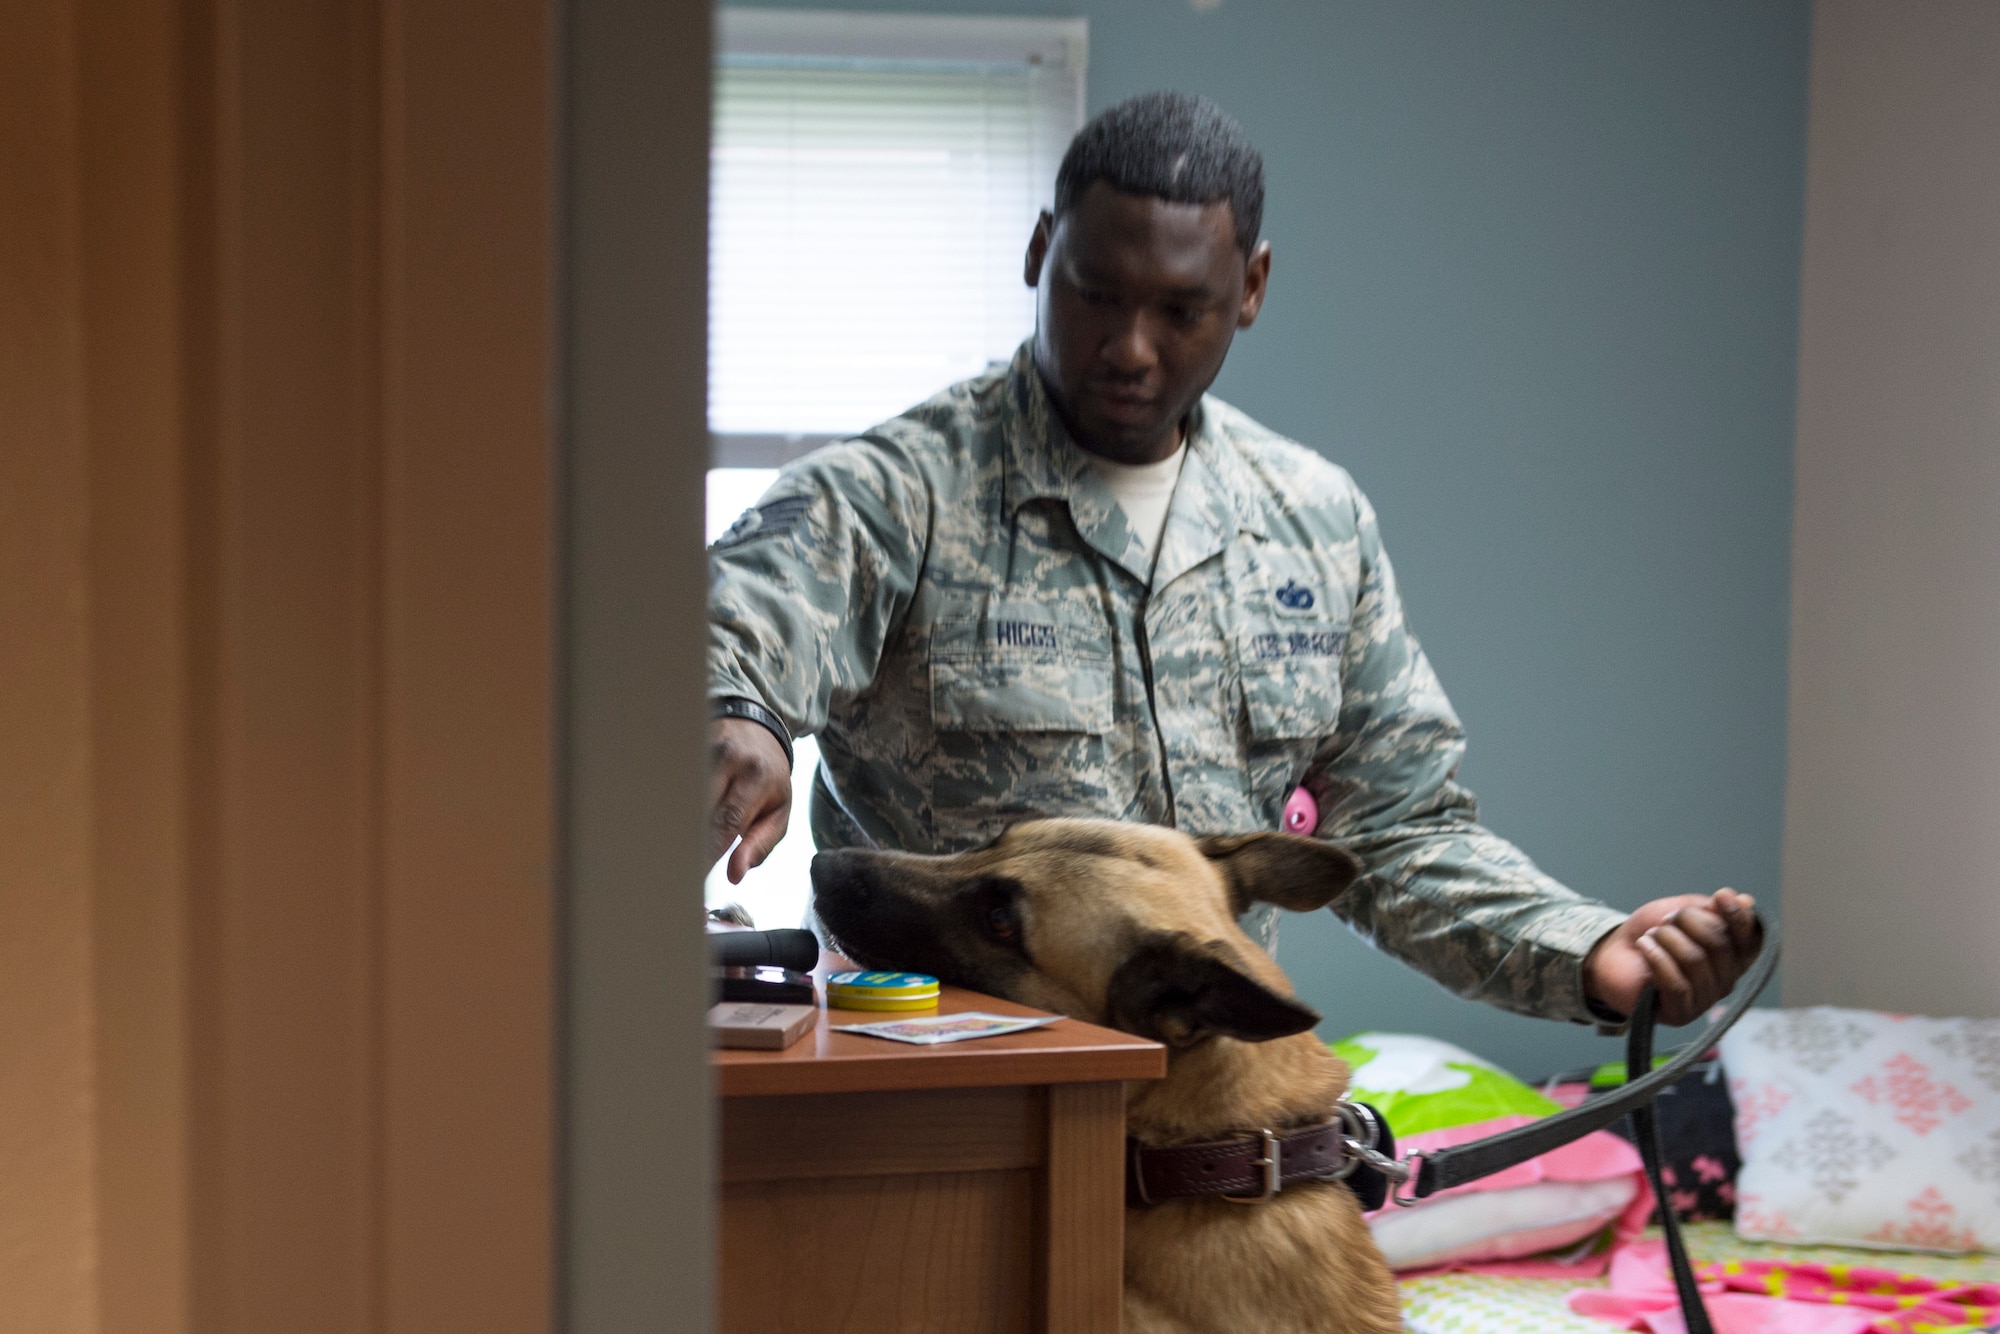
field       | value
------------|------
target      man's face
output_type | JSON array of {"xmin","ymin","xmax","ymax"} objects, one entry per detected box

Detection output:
[{"xmin": 1025, "ymin": 181, "xmax": 1271, "ymax": 465}]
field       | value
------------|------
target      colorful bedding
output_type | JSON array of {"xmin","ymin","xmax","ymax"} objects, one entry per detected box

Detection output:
[
  {"xmin": 1336, "ymin": 1033, "xmax": 1653, "ymax": 1271},
  {"xmin": 1399, "ymin": 1222, "xmax": 2000, "ymax": 1334}
]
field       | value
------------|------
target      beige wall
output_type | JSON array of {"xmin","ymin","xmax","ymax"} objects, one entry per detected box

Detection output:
[
  {"xmin": 0, "ymin": 0, "xmax": 559, "ymax": 1329},
  {"xmin": 1783, "ymin": 0, "xmax": 2000, "ymax": 1017}
]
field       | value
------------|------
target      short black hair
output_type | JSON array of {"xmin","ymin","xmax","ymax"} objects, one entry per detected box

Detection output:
[{"xmin": 1053, "ymin": 91, "xmax": 1265, "ymax": 256}]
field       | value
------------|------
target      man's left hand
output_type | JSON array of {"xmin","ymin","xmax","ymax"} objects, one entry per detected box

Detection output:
[{"xmin": 1583, "ymin": 889, "xmax": 1764, "ymax": 1026}]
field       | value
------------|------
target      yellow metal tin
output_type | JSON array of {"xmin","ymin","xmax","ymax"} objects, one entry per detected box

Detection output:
[
  {"xmin": 827, "ymin": 993, "xmax": 940, "ymax": 1012},
  {"xmin": 826, "ymin": 970, "xmax": 940, "ymax": 1011}
]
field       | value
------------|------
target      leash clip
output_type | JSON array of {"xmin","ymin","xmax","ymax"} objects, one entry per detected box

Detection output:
[
  {"xmin": 1324, "ymin": 1101, "xmax": 1400, "ymax": 1185},
  {"xmin": 1221, "ymin": 1128, "xmax": 1282, "ymax": 1205},
  {"xmin": 1389, "ymin": 1152, "xmax": 1427, "ymax": 1207}
]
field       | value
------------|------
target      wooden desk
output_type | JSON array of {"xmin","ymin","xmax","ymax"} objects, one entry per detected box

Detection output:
[{"xmin": 715, "ymin": 966, "xmax": 1165, "ymax": 1334}]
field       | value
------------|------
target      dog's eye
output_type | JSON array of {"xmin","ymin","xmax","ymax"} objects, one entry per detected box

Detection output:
[
  {"xmin": 969, "ymin": 875, "xmax": 1028, "ymax": 953},
  {"xmin": 984, "ymin": 901, "xmax": 1020, "ymax": 943}
]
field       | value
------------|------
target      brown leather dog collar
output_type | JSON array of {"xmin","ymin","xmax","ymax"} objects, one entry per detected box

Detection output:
[{"xmin": 1126, "ymin": 1102, "xmax": 1395, "ymax": 1208}]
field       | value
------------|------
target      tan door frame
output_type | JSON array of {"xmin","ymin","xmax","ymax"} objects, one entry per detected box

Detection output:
[{"xmin": 557, "ymin": 0, "xmax": 718, "ymax": 1328}]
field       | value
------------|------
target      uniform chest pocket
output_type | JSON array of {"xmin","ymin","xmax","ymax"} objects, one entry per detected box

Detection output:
[
  {"xmin": 930, "ymin": 602, "xmax": 1114, "ymax": 734},
  {"xmin": 1237, "ymin": 621, "xmax": 1348, "ymax": 741}
]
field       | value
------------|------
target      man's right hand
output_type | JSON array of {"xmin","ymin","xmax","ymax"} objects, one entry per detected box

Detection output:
[{"xmin": 709, "ymin": 717, "xmax": 792, "ymax": 884}]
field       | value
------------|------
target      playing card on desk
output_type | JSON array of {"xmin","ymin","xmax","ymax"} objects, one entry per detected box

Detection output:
[{"xmin": 832, "ymin": 1012, "xmax": 1062, "ymax": 1045}]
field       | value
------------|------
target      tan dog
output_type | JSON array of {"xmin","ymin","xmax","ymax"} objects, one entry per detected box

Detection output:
[{"xmin": 810, "ymin": 818, "xmax": 1402, "ymax": 1334}]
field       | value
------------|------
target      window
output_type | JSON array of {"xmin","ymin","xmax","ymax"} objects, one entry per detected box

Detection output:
[
  {"xmin": 704, "ymin": 12, "xmax": 1086, "ymax": 930},
  {"xmin": 709, "ymin": 8, "xmax": 1088, "ymax": 463}
]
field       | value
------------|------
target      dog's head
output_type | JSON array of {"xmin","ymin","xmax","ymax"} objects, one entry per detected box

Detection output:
[{"xmin": 810, "ymin": 819, "xmax": 1361, "ymax": 1049}]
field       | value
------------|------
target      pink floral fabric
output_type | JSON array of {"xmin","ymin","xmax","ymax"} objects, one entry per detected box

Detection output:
[{"xmin": 1569, "ymin": 1237, "xmax": 2000, "ymax": 1334}]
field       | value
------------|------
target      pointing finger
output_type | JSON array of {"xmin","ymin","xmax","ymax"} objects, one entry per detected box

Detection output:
[
  {"xmin": 711, "ymin": 785, "xmax": 751, "ymax": 865},
  {"xmin": 730, "ymin": 803, "xmax": 789, "ymax": 883}
]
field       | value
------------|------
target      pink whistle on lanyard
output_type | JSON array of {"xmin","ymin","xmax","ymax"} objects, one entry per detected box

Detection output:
[{"xmin": 1282, "ymin": 786, "xmax": 1318, "ymax": 835}]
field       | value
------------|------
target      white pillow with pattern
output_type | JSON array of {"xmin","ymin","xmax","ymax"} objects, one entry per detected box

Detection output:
[{"xmin": 1719, "ymin": 1006, "xmax": 2000, "ymax": 1253}]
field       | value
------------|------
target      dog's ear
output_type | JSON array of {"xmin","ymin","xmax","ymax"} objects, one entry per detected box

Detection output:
[
  {"xmin": 1104, "ymin": 932, "xmax": 1321, "ymax": 1048},
  {"xmin": 1197, "ymin": 831, "xmax": 1362, "ymax": 915}
]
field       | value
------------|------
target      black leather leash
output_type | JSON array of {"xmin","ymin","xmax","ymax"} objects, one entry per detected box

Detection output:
[
  {"xmin": 1627, "ymin": 983, "xmax": 1714, "ymax": 1334},
  {"xmin": 1399, "ymin": 923, "xmax": 1779, "ymax": 1198},
  {"xmin": 1391, "ymin": 922, "xmax": 1780, "ymax": 1334}
]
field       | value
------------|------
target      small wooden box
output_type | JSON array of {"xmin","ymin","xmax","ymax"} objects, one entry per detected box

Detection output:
[{"xmin": 709, "ymin": 1002, "xmax": 817, "ymax": 1050}]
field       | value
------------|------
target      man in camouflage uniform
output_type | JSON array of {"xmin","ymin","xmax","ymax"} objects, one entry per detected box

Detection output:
[{"xmin": 708, "ymin": 92, "xmax": 1762, "ymax": 1028}]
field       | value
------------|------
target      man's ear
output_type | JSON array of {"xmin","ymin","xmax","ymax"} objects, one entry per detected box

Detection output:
[
  {"xmin": 1198, "ymin": 831, "xmax": 1361, "ymax": 916},
  {"xmin": 1023, "ymin": 209, "xmax": 1054, "ymax": 287},
  {"xmin": 1104, "ymin": 931, "xmax": 1321, "ymax": 1049},
  {"xmin": 1238, "ymin": 238, "xmax": 1272, "ymax": 329}
]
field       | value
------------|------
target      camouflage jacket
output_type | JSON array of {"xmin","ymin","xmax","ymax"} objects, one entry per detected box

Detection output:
[{"xmin": 708, "ymin": 343, "xmax": 1627, "ymax": 1024}]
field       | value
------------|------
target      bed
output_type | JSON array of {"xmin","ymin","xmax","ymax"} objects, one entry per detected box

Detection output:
[{"xmin": 1398, "ymin": 1222, "xmax": 2000, "ymax": 1333}]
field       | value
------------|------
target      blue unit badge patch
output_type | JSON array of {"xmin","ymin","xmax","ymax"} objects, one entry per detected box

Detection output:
[{"xmin": 1275, "ymin": 578, "xmax": 1316, "ymax": 611}]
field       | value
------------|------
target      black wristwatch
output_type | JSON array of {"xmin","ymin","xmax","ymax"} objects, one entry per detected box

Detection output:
[{"xmin": 711, "ymin": 696, "xmax": 794, "ymax": 771}]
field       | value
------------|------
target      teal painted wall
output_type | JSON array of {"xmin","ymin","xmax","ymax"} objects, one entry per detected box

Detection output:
[{"xmin": 732, "ymin": 0, "xmax": 1809, "ymax": 1078}]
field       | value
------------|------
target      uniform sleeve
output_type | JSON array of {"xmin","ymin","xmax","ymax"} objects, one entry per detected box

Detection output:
[
  {"xmin": 708, "ymin": 435, "xmax": 932, "ymax": 740},
  {"xmin": 1310, "ymin": 490, "xmax": 1628, "ymax": 1025}
]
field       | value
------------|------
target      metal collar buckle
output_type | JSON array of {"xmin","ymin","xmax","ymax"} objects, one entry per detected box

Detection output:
[
  {"xmin": 1316, "ymin": 1104, "xmax": 1365, "ymax": 1182},
  {"xmin": 1221, "ymin": 1128, "xmax": 1282, "ymax": 1205},
  {"xmin": 1129, "ymin": 1138, "xmax": 1154, "ymax": 1207}
]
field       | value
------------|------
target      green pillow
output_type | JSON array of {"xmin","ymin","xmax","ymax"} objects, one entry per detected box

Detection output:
[{"xmin": 1332, "ymin": 1032, "xmax": 1558, "ymax": 1137}]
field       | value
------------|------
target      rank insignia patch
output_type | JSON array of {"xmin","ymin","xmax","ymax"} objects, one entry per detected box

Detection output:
[{"xmin": 710, "ymin": 494, "xmax": 814, "ymax": 551}]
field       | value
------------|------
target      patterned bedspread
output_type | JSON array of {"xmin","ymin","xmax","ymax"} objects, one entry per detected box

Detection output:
[{"xmin": 1399, "ymin": 1223, "xmax": 2000, "ymax": 1333}]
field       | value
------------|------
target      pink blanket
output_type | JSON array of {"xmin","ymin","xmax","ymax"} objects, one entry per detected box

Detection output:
[{"xmin": 1569, "ymin": 1238, "xmax": 2000, "ymax": 1334}]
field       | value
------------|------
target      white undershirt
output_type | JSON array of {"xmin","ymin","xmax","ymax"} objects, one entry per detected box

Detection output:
[{"xmin": 1090, "ymin": 442, "xmax": 1187, "ymax": 571}]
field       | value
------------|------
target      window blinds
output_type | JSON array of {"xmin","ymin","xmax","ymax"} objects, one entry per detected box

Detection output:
[{"xmin": 708, "ymin": 12, "xmax": 1087, "ymax": 441}]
